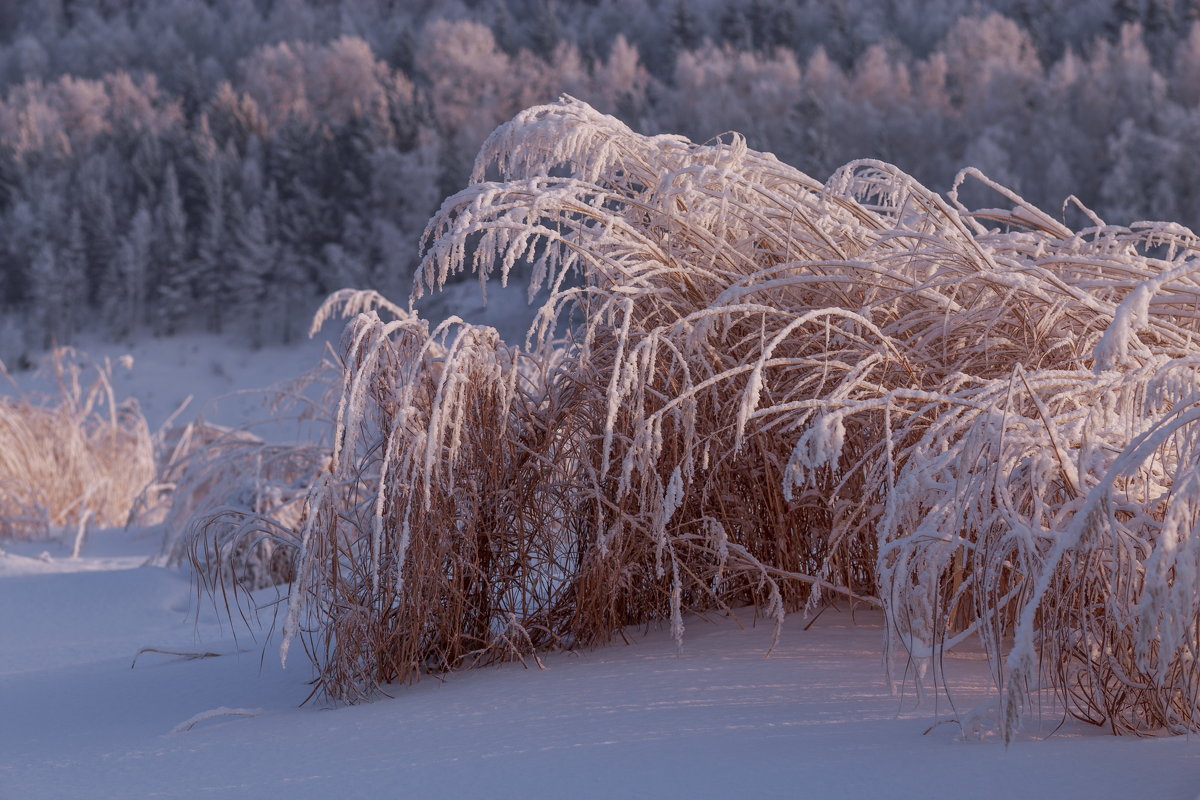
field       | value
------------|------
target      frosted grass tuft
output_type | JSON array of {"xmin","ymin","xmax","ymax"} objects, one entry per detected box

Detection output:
[{"xmin": 265, "ymin": 98, "xmax": 1200, "ymax": 736}]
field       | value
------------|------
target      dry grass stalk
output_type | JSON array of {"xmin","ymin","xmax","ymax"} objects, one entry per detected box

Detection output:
[
  {"xmin": 150, "ymin": 368, "xmax": 337, "ymax": 592},
  {"xmin": 0, "ymin": 348, "xmax": 154, "ymax": 541},
  {"xmin": 276, "ymin": 98, "xmax": 1199, "ymax": 737},
  {"xmin": 163, "ymin": 426, "xmax": 323, "ymax": 590}
]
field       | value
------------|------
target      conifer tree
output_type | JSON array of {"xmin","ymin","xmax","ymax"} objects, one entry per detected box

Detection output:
[
  {"xmin": 59, "ymin": 209, "xmax": 88, "ymax": 333},
  {"xmin": 103, "ymin": 204, "xmax": 152, "ymax": 339},
  {"xmin": 230, "ymin": 197, "xmax": 275, "ymax": 347},
  {"xmin": 28, "ymin": 243, "xmax": 61, "ymax": 349},
  {"xmin": 153, "ymin": 163, "xmax": 191, "ymax": 336}
]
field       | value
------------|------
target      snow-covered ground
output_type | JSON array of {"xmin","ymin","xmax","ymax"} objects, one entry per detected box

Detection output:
[{"xmin": 2, "ymin": 526, "xmax": 1198, "ymax": 800}]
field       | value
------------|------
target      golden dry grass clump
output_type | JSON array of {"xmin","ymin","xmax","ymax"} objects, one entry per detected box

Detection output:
[
  {"xmin": 280, "ymin": 98, "xmax": 1200, "ymax": 738},
  {"xmin": 0, "ymin": 349, "xmax": 154, "ymax": 541}
]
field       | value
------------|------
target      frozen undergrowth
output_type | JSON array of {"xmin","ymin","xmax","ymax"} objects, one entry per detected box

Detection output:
[
  {"xmin": 223, "ymin": 98, "xmax": 1200, "ymax": 739},
  {"xmin": 0, "ymin": 349, "xmax": 154, "ymax": 542},
  {"xmin": 0, "ymin": 333, "xmax": 340, "ymax": 596}
]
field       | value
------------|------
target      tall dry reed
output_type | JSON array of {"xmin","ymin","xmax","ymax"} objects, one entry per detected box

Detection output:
[{"xmin": 271, "ymin": 98, "xmax": 1199, "ymax": 737}]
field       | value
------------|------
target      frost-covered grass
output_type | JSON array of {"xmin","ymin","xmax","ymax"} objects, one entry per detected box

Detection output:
[
  {"xmin": 0, "ymin": 349, "xmax": 154, "ymax": 542},
  {"xmin": 0, "ymin": 335, "xmax": 335, "ymax": 592},
  {"xmin": 264, "ymin": 98, "xmax": 1200, "ymax": 739},
  {"xmin": 152, "ymin": 422, "xmax": 325, "ymax": 591}
]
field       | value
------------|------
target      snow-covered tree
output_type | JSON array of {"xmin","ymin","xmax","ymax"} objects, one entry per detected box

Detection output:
[
  {"xmin": 229, "ymin": 198, "xmax": 275, "ymax": 347},
  {"xmin": 153, "ymin": 163, "xmax": 190, "ymax": 336},
  {"xmin": 103, "ymin": 204, "xmax": 151, "ymax": 338}
]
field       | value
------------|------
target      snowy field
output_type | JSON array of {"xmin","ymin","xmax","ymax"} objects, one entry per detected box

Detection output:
[{"xmin": 2, "ymin": 525, "xmax": 1198, "ymax": 799}]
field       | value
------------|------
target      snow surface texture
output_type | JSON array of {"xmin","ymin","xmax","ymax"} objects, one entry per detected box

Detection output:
[{"xmin": 2, "ymin": 527, "xmax": 1198, "ymax": 799}]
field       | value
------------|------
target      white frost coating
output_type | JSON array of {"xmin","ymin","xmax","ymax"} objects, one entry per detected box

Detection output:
[
  {"xmin": 1093, "ymin": 257, "xmax": 1200, "ymax": 372},
  {"xmin": 1093, "ymin": 282, "xmax": 1151, "ymax": 371},
  {"xmin": 601, "ymin": 298, "xmax": 635, "ymax": 479},
  {"xmin": 661, "ymin": 465, "xmax": 685, "ymax": 526},
  {"xmin": 669, "ymin": 550, "xmax": 685, "ymax": 652},
  {"xmin": 169, "ymin": 707, "xmax": 263, "ymax": 734},
  {"xmin": 783, "ymin": 413, "xmax": 846, "ymax": 500}
]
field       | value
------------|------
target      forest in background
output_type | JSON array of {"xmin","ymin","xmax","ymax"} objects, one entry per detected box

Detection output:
[{"xmin": 3, "ymin": 0, "xmax": 1200, "ymax": 356}]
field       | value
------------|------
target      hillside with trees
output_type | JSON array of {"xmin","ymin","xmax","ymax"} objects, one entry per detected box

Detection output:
[{"xmin": 2, "ymin": 0, "xmax": 1199, "ymax": 358}]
